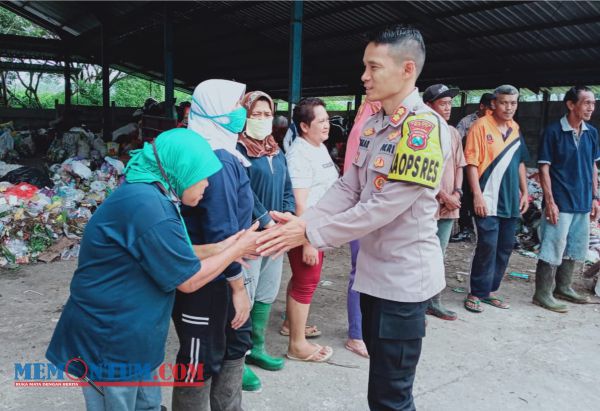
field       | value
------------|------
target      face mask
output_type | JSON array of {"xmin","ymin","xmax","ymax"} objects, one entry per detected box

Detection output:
[
  {"xmin": 245, "ymin": 118, "xmax": 273, "ymax": 140},
  {"xmin": 191, "ymin": 97, "xmax": 247, "ymax": 133}
]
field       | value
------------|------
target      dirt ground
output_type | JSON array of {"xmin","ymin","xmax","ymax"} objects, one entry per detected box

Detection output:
[{"xmin": 1, "ymin": 241, "xmax": 599, "ymax": 411}]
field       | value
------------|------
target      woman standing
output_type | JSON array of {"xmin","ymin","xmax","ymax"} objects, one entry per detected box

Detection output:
[
  {"xmin": 45, "ymin": 128, "xmax": 257, "ymax": 410},
  {"xmin": 282, "ymin": 98, "xmax": 338, "ymax": 362},
  {"xmin": 172, "ymin": 79, "xmax": 255, "ymax": 411},
  {"xmin": 237, "ymin": 91, "xmax": 295, "ymax": 389}
]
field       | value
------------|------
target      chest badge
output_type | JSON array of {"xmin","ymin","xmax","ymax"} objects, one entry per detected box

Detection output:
[
  {"xmin": 486, "ymin": 134, "xmax": 494, "ymax": 144},
  {"xmin": 387, "ymin": 130, "xmax": 400, "ymax": 141},
  {"xmin": 373, "ymin": 175, "xmax": 387, "ymax": 191},
  {"xmin": 407, "ymin": 119, "xmax": 435, "ymax": 151},
  {"xmin": 363, "ymin": 127, "xmax": 375, "ymax": 137},
  {"xmin": 373, "ymin": 156, "xmax": 385, "ymax": 168},
  {"xmin": 390, "ymin": 106, "xmax": 407, "ymax": 126}
]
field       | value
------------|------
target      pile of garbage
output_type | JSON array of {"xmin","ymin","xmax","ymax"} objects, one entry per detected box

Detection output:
[
  {"xmin": 0, "ymin": 156, "xmax": 124, "ymax": 268},
  {"xmin": 516, "ymin": 168, "xmax": 600, "ymax": 264}
]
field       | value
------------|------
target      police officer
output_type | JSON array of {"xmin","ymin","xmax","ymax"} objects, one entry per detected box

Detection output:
[{"xmin": 257, "ymin": 25, "xmax": 450, "ymax": 411}]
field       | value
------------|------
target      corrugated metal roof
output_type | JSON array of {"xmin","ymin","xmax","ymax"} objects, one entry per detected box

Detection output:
[{"xmin": 1, "ymin": 0, "xmax": 600, "ymax": 96}]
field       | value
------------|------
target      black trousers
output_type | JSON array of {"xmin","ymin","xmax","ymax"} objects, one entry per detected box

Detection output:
[
  {"xmin": 458, "ymin": 176, "xmax": 474, "ymax": 232},
  {"xmin": 172, "ymin": 279, "xmax": 252, "ymax": 382},
  {"xmin": 360, "ymin": 294, "xmax": 428, "ymax": 411}
]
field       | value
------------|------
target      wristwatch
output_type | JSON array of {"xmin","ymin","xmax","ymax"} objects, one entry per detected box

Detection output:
[
  {"xmin": 594, "ymin": 194, "xmax": 600, "ymax": 201},
  {"xmin": 453, "ymin": 188, "xmax": 464, "ymax": 198}
]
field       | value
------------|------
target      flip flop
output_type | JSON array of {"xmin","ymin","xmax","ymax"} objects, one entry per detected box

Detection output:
[
  {"xmin": 464, "ymin": 295, "xmax": 484, "ymax": 313},
  {"xmin": 345, "ymin": 340, "xmax": 369, "ymax": 359},
  {"xmin": 286, "ymin": 345, "xmax": 333, "ymax": 363},
  {"xmin": 481, "ymin": 296, "xmax": 510, "ymax": 309},
  {"xmin": 279, "ymin": 324, "xmax": 322, "ymax": 338}
]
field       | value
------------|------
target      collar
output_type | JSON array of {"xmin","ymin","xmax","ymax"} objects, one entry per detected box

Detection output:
[
  {"xmin": 560, "ymin": 115, "xmax": 588, "ymax": 132},
  {"xmin": 385, "ymin": 88, "xmax": 423, "ymax": 128}
]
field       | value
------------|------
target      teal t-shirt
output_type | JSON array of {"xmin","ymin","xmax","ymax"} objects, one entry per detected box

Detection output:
[{"xmin": 46, "ymin": 182, "xmax": 199, "ymax": 381}]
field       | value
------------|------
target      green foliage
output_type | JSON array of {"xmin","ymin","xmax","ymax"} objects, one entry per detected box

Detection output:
[{"xmin": 0, "ymin": 7, "xmax": 56, "ymax": 38}]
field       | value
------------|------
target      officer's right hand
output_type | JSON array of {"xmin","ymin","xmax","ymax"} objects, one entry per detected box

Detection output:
[
  {"xmin": 473, "ymin": 193, "xmax": 488, "ymax": 217},
  {"xmin": 545, "ymin": 202, "xmax": 559, "ymax": 225}
]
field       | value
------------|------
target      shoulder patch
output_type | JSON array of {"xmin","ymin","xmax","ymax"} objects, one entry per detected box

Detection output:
[{"xmin": 387, "ymin": 113, "xmax": 443, "ymax": 189}]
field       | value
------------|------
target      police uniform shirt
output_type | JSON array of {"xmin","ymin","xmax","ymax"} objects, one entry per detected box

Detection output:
[{"xmin": 302, "ymin": 89, "xmax": 451, "ymax": 303}]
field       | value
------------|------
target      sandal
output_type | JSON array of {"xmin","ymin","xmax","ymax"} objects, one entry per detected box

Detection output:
[
  {"xmin": 481, "ymin": 295, "xmax": 510, "ymax": 309},
  {"xmin": 279, "ymin": 324, "xmax": 322, "ymax": 338},
  {"xmin": 345, "ymin": 339, "xmax": 369, "ymax": 359},
  {"xmin": 286, "ymin": 344, "xmax": 333, "ymax": 363},
  {"xmin": 464, "ymin": 295, "xmax": 484, "ymax": 313}
]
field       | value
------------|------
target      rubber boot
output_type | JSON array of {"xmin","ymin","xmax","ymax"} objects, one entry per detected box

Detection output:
[
  {"xmin": 242, "ymin": 365, "xmax": 261, "ymax": 392},
  {"xmin": 210, "ymin": 357, "xmax": 244, "ymax": 411},
  {"xmin": 532, "ymin": 260, "xmax": 568, "ymax": 313},
  {"xmin": 426, "ymin": 293, "xmax": 457, "ymax": 320},
  {"xmin": 172, "ymin": 377, "xmax": 211, "ymax": 411},
  {"xmin": 554, "ymin": 259, "xmax": 590, "ymax": 304},
  {"xmin": 246, "ymin": 302, "xmax": 284, "ymax": 371}
]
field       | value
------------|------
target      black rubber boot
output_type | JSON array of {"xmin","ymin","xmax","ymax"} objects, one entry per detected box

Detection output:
[
  {"xmin": 172, "ymin": 378, "xmax": 211, "ymax": 411},
  {"xmin": 554, "ymin": 259, "xmax": 590, "ymax": 304},
  {"xmin": 532, "ymin": 260, "xmax": 568, "ymax": 313},
  {"xmin": 210, "ymin": 357, "xmax": 245, "ymax": 411},
  {"xmin": 426, "ymin": 293, "xmax": 457, "ymax": 320}
]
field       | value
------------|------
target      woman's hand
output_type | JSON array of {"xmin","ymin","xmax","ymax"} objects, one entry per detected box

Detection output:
[{"xmin": 302, "ymin": 244, "xmax": 319, "ymax": 266}]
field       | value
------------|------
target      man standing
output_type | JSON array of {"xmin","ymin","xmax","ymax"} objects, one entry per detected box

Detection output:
[
  {"xmin": 452, "ymin": 93, "xmax": 495, "ymax": 242},
  {"xmin": 423, "ymin": 84, "xmax": 466, "ymax": 321},
  {"xmin": 533, "ymin": 86, "xmax": 600, "ymax": 312},
  {"xmin": 463, "ymin": 85, "xmax": 529, "ymax": 313},
  {"xmin": 257, "ymin": 25, "xmax": 450, "ymax": 410}
]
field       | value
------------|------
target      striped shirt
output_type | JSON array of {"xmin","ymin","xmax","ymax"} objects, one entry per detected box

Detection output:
[{"xmin": 464, "ymin": 114, "xmax": 529, "ymax": 218}]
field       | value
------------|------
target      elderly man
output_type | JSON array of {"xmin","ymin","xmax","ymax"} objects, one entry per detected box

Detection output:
[
  {"xmin": 423, "ymin": 84, "xmax": 466, "ymax": 321},
  {"xmin": 463, "ymin": 85, "xmax": 529, "ymax": 313},
  {"xmin": 257, "ymin": 25, "xmax": 450, "ymax": 410},
  {"xmin": 533, "ymin": 86, "xmax": 600, "ymax": 312}
]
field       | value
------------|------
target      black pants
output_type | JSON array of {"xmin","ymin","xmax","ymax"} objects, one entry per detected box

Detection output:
[
  {"xmin": 172, "ymin": 280, "xmax": 252, "ymax": 382},
  {"xmin": 458, "ymin": 176, "xmax": 474, "ymax": 232},
  {"xmin": 360, "ymin": 294, "xmax": 428, "ymax": 411}
]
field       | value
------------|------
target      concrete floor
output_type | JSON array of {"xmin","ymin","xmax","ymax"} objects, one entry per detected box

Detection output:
[{"xmin": 1, "ymin": 242, "xmax": 599, "ymax": 411}]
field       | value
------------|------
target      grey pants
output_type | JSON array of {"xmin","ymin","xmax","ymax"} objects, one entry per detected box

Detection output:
[{"xmin": 242, "ymin": 255, "xmax": 284, "ymax": 305}]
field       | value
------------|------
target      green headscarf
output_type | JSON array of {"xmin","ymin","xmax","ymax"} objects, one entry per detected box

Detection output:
[{"xmin": 125, "ymin": 128, "xmax": 222, "ymax": 197}]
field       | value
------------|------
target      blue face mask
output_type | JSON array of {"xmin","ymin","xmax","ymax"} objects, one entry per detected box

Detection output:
[{"xmin": 191, "ymin": 97, "xmax": 247, "ymax": 133}]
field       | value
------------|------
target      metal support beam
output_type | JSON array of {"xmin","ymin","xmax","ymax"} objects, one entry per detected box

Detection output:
[
  {"xmin": 64, "ymin": 57, "xmax": 71, "ymax": 108},
  {"xmin": 354, "ymin": 94, "xmax": 362, "ymax": 113},
  {"xmin": 288, "ymin": 0, "xmax": 303, "ymax": 121},
  {"xmin": 164, "ymin": 6, "xmax": 175, "ymax": 119},
  {"xmin": 541, "ymin": 89, "xmax": 550, "ymax": 131},
  {"xmin": 101, "ymin": 21, "xmax": 111, "ymax": 141}
]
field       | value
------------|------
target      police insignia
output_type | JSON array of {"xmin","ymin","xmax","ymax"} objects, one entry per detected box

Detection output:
[
  {"xmin": 373, "ymin": 156, "xmax": 385, "ymax": 168},
  {"xmin": 406, "ymin": 119, "xmax": 435, "ymax": 151},
  {"xmin": 373, "ymin": 175, "xmax": 387, "ymax": 191},
  {"xmin": 390, "ymin": 106, "xmax": 407, "ymax": 126},
  {"xmin": 363, "ymin": 128, "xmax": 375, "ymax": 137},
  {"xmin": 387, "ymin": 130, "xmax": 400, "ymax": 141},
  {"xmin": 388, "ymin": 113, "xmax": 443, "ymax": 189}
]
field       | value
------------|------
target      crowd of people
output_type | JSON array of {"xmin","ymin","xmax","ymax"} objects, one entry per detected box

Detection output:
[{"xmin": 43, "ymin": 24, "xmax": 598, "ymax": 411}]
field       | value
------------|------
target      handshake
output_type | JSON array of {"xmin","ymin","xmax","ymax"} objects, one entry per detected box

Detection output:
[{"xmin": 222, "ymin": 211, "xmax": 310, "ymax": 267}]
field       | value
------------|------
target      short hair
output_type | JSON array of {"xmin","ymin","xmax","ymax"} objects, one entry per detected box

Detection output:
[
  {"xmin": 367, "ymin": 25, "xmax": 426, "ymax": 76},
  {"xmin": 479, "ymin": 93, "xmax": 495, "ymax": 108},
  {"xmin": 293, "ymin": 97, "xmax": 326, "ymax": 135},
  {"xmin": 273, "ymin": 115, "xmax": 288, "ymax": 128},
  {"xmin": 494, "ymin": 85, "xmax": 519, "ymax": 98},
  {"xmin": 564, "ymin": 85, "xmax": 594, "ymax": 106}
]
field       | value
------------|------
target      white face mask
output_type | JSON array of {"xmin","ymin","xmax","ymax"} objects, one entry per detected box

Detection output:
[{"xmin": 245, "ymin": 118, "xmax": 273, "ymax": 140}]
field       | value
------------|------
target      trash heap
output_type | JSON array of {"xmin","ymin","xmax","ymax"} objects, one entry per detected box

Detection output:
[
  {"xmin": 516, "ymin": 167, "xmax": 600, "ymax": 264},
  {"xmin": 0, "ymin": 156, "xmax": 124, "ymax": 268}
]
